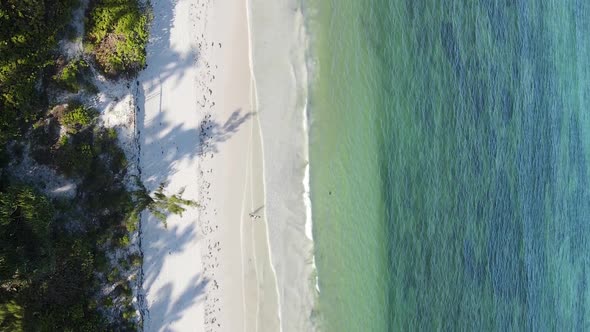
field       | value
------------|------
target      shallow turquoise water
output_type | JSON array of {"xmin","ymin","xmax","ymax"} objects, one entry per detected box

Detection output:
[{"xmin": 309, "ymin": 0, "xmax": 590, "ymax": 330}]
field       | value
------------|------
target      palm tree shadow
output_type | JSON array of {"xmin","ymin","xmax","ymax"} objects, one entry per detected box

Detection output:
[
  {"xmin": 134, "ymin": 0, "xmax": 253, "ymax": 329},
  {"xmin": 144, "ymin": 274, "xmax": 209, "ymax": 330},
  {"xmin": 198, "ymin": 109, "xmax": 253, "ymax": 156},
  {"xmin": 136, "ymin": 97, "xmax": 253, "ymax": 189},
  {"xmin": 137, "ymin": 108, "xmax": 252, "ymax": 330},
  {"xmin": 141, "ymin": 0, "xmax": 198, "ymax": 95},
  {"xmin": 141, "ymin": 219, "xmax": 198, "ymax": 293}
]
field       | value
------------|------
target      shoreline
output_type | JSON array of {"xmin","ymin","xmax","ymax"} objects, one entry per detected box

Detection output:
[
  {"xmin": 244, "ymin": 0, "xmax": 285, "ymax": 327},
  {"xmin": 248, "ymin": 0, "xmax": 319, "ymax": 329}
]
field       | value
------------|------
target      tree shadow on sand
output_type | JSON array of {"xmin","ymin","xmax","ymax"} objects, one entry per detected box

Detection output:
[
  {"xmin": 140, "ymin": 217, "xmax": 209, "ymax": 328},
  {"xmin": 138, "ymin": 111, "xmax": 254, "ymax": 330},
  {"xmin": 197, "ymin": 108, "xmax": 253, "ymax": 155},
  {"xmin": 141, "ymin": 221, "xmax": 198, "ymax": 292},
  {"xmin": 134, "ymin": 0, "xmax": 253, "ymax": 329},
  {"xmin": 136, "ymin": 102, "xmax": 252, "ymax": 190},
  {"xmin": 142, "ymin": 0, "xmax": 197, "ymax": 88},
  {"xmin": 146, "ymin": 273, "xmax": 210, "ymax": 329}
]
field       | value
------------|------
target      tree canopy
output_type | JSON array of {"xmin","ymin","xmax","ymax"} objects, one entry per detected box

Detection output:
[{"xmin": 0, "ymin": 0, "xmax": 78, "ymax": 150}]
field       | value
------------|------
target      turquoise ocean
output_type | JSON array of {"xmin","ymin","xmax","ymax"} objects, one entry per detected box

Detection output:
[{"xmin": 308, "ymin": 0, "xmax": 590, "ymax": 330}]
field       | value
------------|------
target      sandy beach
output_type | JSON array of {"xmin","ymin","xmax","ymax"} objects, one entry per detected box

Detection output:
[{"xmin": 136, "ymin": 0, "xmax": 315, "ymax": 330}]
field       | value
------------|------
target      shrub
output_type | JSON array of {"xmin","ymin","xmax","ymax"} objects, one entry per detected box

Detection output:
[
  {"xmin": 86, "ymin": 0, "xmax": 149, "ymax": 76},
  {"xmin": 112, "ymin": 283, "xmax": 132, "ymax": 303},
  {"xmin": 122, "ymin": 305, "xmax": 136, "ymax": 320},
  {"xmin": 57, "ymin": 135, "xmax": 70, "ymax": 147},
  {"xmin": 125, "ymin": 211, "xmax": 139, "ymax": 232},
  {"xmin": 104, "ymin": 297, "xmax": 114, "ymax": 307},
  {"xmin": 95, "ymin": 251, "xmax": 110, "ymax": 273},
  {"xmin": 118, "ymin": 257, "xmax": 130, "ymax": 270},
  {"xmin": 93, "ymin": 127, "xmax": 128, "ymax": 174},
  {"xmin": 118, "ymin": 234, "xmax": 130, "ymax": 247},
  {"xmin": 54, "ymin": 134, "xmax": 94, "ymax": 177},
  {"xmin": 31, "ymin": 116, "xmax": 60, "ymax": 164},
  {"xmin": 129, "ymin": 253, "xmax": 142, "ymax": 267},
  {"xmin": 121, "ymin": 283, "xmax": 133, "ymax": 297},
  {"xmin": 53, "ymin": 59, "xmax": 91, "ymax": 93},
  {"xmin": 0, "ymin": 300, "xmax": 24, "ymax": 332},
  {"xmin": 107, "ymin": 267, "xmax": 120, "ymax": 283},
  {"xmin": 61, "ymin": 104, "xmax": 98, "ymax": 133}
]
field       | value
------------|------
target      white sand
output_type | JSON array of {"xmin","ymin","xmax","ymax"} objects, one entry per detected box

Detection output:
[
  {"xmin": 137, "ymin": 0, "xmax": 205, "ymax": 329},
  {"xmin": 137, "ymin": 0, "xmax": 316, "ymax": 330}
]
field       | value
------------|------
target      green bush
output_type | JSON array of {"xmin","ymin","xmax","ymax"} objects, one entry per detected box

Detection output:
[
  {"xmin": 95, "ymin": 251, "xmax": 110, "ymax": 273},
  {"xmin": 118, "ymin": 234, "xmax": 130, "ymax": 247},
  {"xmin": 0, "ymin": 301, "xmax": 24, "ymax": 332},
  {"xmin": 118, "ymin": 256, "xmax": 130, "ymax": 270},
  {"xmin": 86, "ymin": 0, "xmax": 149, "ymax": 76},
  {"xmin": 103, "ymin": 296, "xmax": 114, "ymax": 307},
  {"xmin": 93, "ymin": 127, "xmax": 128, "ymax": 174},
  {"xmin": 30, "ymin": 117, "xmax": 60, "ymax": 164},
  {"xmin": 61, "ymin": 105, "xmax": 98, "ymax": 133},
  {"xmin": 121, "ymin": 283, "xmax": 132, "ymax": 297},
  {"xmin": 129, "ymin": 253, "xmax": 142, "ymax": 267},
  {"xmin": 125, "ymin": 211, "xmax": 139, "ymax": 232},
  {"xmin": 122, "ymin": 305, "xmax": 136, "ymax": 320},
  {"xmin": 107, "ymin": 267, "xmax": 120, "ymax": 283},
  {"xmin": 53, "ymin": 59, "xmax": 92, "ymax": 93},
  {"xmin": 57, "ymin": 135, "xmax": 70, "ymax": 147},
  {"xmin": 54, "ymin": 134, "xmax": 94, "ymax": 177}
]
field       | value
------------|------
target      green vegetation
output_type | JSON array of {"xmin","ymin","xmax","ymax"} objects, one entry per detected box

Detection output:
[
  {"xmin": 60, "ymin": 103, "xmax": 98, "ymax": 133},
  {"xmin": 0, "ymin": 0, "xmax": 195, "ymax": 330},
  {"xmin": 0, "ymin": 0, "xmax": 79, "ymax": 153},
  {"xmin": 0, "ymin": 186, "xmax": 53, "ymax": 283},
  {"xmin": 52, "ymin": 59, "xmax": 96, "ymax": 93},
  {"xmin": 0, "ymin": 301, "xmax": 23, "ymax": 331},
  {"xmin": 0, "ymin": 116, "xmax": 138, "ymax": 330},
  {"xmin": 129, "ymin": 253, "xmax": 142, "ymax": 267},
  {"xmin": 86, "ymin": 0, "xmax": 150, "ymax": 76},
  {"xmin": 134, "ymin": 181, "xmax": 199, "ymax": 228},
  {"xmin": 0, "ymin": 184, "xmax": 107, "ymax": 331}
]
